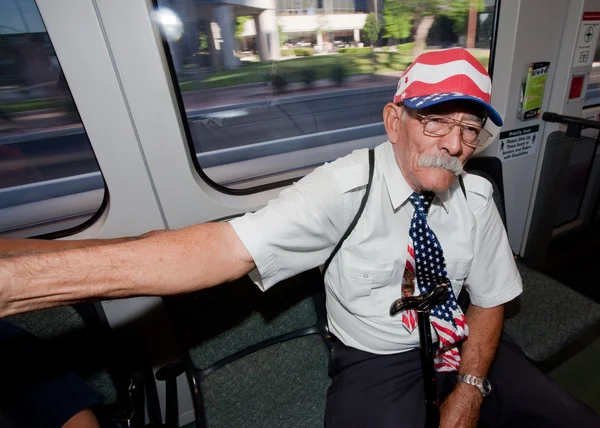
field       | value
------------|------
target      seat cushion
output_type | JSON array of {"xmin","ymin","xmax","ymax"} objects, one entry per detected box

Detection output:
[
  {"xmin": 201, "ymin": 334, "xmax": 330, "ymax": 428},
  {"xmin": 170, "ymin": 272, "xmax": 322, "ymax": 370},
  {"xmin": 503, "ymin": 262, "xmax": 600, "ymax": 362}
]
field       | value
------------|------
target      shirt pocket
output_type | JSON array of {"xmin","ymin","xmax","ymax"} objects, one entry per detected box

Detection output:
[
  {"xmin": 445, "ymin": 259, "xmax": 472, "ymax": 297},
  {"xmin": 337, "ymin": 251, "xmax": 396, "ymax": 317}
]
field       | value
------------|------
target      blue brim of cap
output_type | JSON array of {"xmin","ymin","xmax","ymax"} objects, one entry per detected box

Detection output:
[{"xmin": 403, "ymin": 94, "xmax": 503, "ymax": 126}]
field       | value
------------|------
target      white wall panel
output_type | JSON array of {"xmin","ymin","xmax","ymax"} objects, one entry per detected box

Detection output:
[{"xmin": 480, "ymin": 0, "xmax": 570, "ymax": 254}]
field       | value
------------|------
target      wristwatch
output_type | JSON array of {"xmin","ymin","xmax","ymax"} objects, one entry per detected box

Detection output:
[{"xmin": 457, "ymin": 373, "xmax": 492, "ymax": 397}]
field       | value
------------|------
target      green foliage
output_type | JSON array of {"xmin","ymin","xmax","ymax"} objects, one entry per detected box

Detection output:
[
  {"xmin": 443, "ymin": 0, "xmax": 486, "ymax": 35},
  {"xmin": 197, "ymin": 51, "xmax": 415, "ymax": 89},
  {"xmin": 199, "ymin": 33, "xmax": 208, "ymax": 52},
  {"xmin": 382, "ymin": 0, "xmax": 439, "ymax": 41},
  {"xmin": 294, "ymin": 47, "xmax": 314, "ymax": 56},
  {"xmin": 278, "ymin": 24, "xmax": 288, "ymax": 46},
  {"xmin": 331, "ymin": 64, "xmax": 347, "ymax": 85},
  {"xmin": 270, "ymin": 72, "xmax": 288, "ymax": 91},
  {"xmin": 300, "ymin": 68, "xmax": 316, "ymax": 85},
  {"xmin": 362, "ymin": 12, "xmax": 381, "ymax": 46},
  {"xmin": 338, "ymin": 47, "xmax": 374, "ymax": 54},
  {"xmin": 235, "ymin": 16, "xmax": 252, "ymax": 40},
  {"xmin": 384, "ymin": 11, "xmax": 411, "ymax": 40}
]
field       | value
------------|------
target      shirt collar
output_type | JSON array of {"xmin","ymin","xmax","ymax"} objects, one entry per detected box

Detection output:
[{"xmin": 380, "ymin": 141, "xmax": 450, "ymax": 213}]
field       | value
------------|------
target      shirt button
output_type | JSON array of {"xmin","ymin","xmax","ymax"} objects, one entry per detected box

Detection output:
[{"xmin": 363, "ymin": 274, "xmax": 369, "ymax": 278}]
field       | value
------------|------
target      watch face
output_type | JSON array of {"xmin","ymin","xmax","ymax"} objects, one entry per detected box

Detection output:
[{"xmin": 482, "ymin": 379, "xmax": 492, "ymax": 396}]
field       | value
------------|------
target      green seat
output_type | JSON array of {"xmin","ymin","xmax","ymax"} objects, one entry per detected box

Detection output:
[
  {"xmin": 466, "ymin": 158, "xmax": 600, "ymax": 366},
  {"xmin": 505, "ymin": 262, "xmax": 600, "ymax": 363},
  {"xmin": 163, "ymin": 267, "xmax": 332, "ymax": 428},
  {"xmin": 5, "ymin": 303, "xmax": 160, "ymax": 427}
]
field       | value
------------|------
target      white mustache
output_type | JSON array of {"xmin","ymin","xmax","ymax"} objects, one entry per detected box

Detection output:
[{"xmin": 417, "ymin": 154, "xmax": 463, "ymax": 175}]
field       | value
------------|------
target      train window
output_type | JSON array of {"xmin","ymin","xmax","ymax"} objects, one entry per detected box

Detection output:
[
  {"xmin": 0, "ymin": 0, "xmax": 105, "ymax": 237},
  {"xmin": 155, "ymin": 0, "xmax": 497, "ymax": 191},
  {"xmin": 584, "ymin": 42, "xmax": 600, "ymax": 108}
]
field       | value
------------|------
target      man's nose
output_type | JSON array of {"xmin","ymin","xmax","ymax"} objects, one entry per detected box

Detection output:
[{"xmin": 438, "ymin": 125, "xmax": 463, "ymax": 155}]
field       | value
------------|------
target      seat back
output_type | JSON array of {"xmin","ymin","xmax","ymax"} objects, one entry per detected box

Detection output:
[
  {"xmin": 4, "ymin": 303, "xmax": 160, "ymax": 427},
  {"xmin": 465, "ymin": 157, "xmax": 600, "ymax": 367},
  {"xmin": 163, "ymin": 267, "xmax": 331, "ymax": 428}
]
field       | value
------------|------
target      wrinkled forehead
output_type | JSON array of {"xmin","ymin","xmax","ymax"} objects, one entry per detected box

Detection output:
[{"xmin": 415, "ymin": 100, "xmax": 487, "ymax": 123}]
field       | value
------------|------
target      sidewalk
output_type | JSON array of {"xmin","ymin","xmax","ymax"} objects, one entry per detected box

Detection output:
[{"xmin": 0, "ymin": 72, "xmax": 403, "ymax": 139}]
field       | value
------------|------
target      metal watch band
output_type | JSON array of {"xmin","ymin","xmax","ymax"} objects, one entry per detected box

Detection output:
[{"xmin": 457, "ymin": 373, "xmax": 491, "ymax": 397}]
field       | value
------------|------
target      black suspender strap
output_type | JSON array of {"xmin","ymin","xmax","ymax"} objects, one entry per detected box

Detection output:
[
  {"xmin": 322, "ymin": 149, "xmax": 375, "ymax": 277},
  {"xmin": 321, "ymin": 152, "xmax": 464, "ymax": 278},
  {"xmin": 458, "ymin": 174, "xmax": 466, "ymax": 198}
]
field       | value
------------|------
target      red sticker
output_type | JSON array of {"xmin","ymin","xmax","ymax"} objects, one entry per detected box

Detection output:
[
  {"xmin": 583, "ymin": 11, "xmax": 600, "ymax": 21},
  {"xmin": 569, "ymin": 75, "xmax": 585, "ymax": 99}
]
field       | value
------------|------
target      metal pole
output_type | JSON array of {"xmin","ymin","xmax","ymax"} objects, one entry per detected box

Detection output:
[{"xmin": 417, "ymin": 311, "xmax": 440, "ymax": 428}]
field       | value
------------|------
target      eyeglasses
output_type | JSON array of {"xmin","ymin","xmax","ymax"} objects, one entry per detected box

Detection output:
[{"xmin": 408, "ymin": 109, "xmax": 493, "ymax": 148}]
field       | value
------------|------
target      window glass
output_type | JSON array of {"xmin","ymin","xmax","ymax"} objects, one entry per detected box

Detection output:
[
  {"xmin": 553, "ymin": 136, "xmax": 597, "ymax": 227},
  {"xmin": 155, "ymin": 0, "xmax": 497, "ymax": 190},
  {"xmin": 583, "ymin": 42, "xmax": 600, "ymax": 108},
  {"xmin": 0, "ymin": 0, "xmax": 105, "ymax": 237}
]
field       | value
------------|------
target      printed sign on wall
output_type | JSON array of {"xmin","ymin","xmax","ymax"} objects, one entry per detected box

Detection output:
[
  {"xmin": 573, "ymin": 12, "xmax": 600, "ymax": 68},
  {"xmin": 499, "ymin": 125, "xmax": 540, "ymax": 161}
]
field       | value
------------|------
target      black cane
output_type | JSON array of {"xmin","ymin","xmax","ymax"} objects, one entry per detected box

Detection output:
[{"xmin": 390, "ymin": 285, "xmax": 450, "ymax": 428}]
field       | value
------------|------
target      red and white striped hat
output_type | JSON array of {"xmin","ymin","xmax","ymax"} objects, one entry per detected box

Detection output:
[{"xmin": 393, "ymin": 48, "xmax": 502, "ymax": 126}]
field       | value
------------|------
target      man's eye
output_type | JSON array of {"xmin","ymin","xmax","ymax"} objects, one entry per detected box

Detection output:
[{"xmin": 429, "ymin": 117, "xmax": 447, "ymax": 123}]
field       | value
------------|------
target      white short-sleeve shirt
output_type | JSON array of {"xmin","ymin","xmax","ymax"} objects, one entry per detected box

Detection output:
[{"xmin": 229, "ymin": 141, "xmax": 522, "ymax": 354}]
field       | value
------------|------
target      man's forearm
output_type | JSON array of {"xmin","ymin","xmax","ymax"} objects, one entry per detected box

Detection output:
[
  {"xmin": 0, "ymin": 223, "xmax": 254, "ymax": 317},
  {"xmin": 459, "ymin": 304, "xmax": 504, "ymax": 377},
  {"xmin": 438, "ymin": 304, "xmax": 504, "ymax": 427},
  {"xmin": 0, "ymin": 235, "xmax": 140, "ymax": 257}
]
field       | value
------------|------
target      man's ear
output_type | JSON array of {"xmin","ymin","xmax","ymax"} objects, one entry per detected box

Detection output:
[{"xmin": 383, "ymin": 103, "xmax": 403, "ymax": 144}]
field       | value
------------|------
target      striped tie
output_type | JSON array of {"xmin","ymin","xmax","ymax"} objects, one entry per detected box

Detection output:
[
  {"xmin": 401, "ymin": 244, "xmax": 418, "ymax": 333},
  {"xmin": 408, "ymin": 192, "xmax": 469, "ymax": 372}
]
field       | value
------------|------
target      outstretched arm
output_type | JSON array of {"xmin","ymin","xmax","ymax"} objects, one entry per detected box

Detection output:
[
  {"xmin": 439, "ymin": 303, "xmax": 503, "ymax": 428},
  {"xmin": 0, "ymin": 222, "xmax": 255, "ymax": 317}
]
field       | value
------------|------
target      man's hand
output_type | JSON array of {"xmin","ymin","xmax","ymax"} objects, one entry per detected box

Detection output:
[{"xmin": 439, "ymin": 382, "xmax": 482, "ymax": 428}]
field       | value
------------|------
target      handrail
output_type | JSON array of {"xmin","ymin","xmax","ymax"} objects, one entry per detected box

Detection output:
[{"xmin": 542, "ymin": 111, "xmax": 600, "ymax": 137}]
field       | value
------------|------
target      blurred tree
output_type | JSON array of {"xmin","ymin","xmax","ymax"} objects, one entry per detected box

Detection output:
[
  {"xmin": 443, "ymin": 0, "xmax": 486, "ymax": 47},
  {"xmin": 235, "ymin": 16, "xmax": 252, "ymax": 39},
  {"xmin": 362, "ymin": 12, "xmax": 381, "ymax": 46},
  {"xmin": 381, "ymin": 0, "xmax": 439, "ymax": 56},
  {"xmin": 383, "ymin": 0, "xmax": 412, "ymax": 42}
]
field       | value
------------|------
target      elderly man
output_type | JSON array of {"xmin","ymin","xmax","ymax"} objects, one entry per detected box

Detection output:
[{"xmin": 0, "ymin": 49, "xmax": 598, "ymax": 428}]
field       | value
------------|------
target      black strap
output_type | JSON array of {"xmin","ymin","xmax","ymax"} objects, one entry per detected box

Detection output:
[
  {"xmin": 322, "ymin": 149, "xmax": 375, "ymax": 277},
  {"xmin": 458, "ymin": 174, "xmax": 466, "ymax": 198},
  {"xmin": 321, "ymin": 154, "xmax": 464, "ymax": 277}
]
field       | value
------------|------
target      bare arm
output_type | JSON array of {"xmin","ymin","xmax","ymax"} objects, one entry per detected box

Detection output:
[
  {"xmin": 440, "ymin": 304, "xmax": 504, "ymax": 428},
  {"xmin": 0, "ymin": 235, "xmax": 142, "ymax": 256},
  {"xmin": 0, "ymin": 222, "xmax": 255, "ymax": 317}
]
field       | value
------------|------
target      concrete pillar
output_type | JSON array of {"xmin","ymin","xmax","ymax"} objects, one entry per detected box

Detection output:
[
  {"xmin": 213, "ymin": 5, "xmax": 239, "ymax": 68},
  {"xmin": 254, "ymin": 14, "xmax": 269, "ymax": 61},
  {"xmin": 255, "ymin": 9, "xmax": 280, "ymax": 61},
  {"xmin": 354, "ymin": 29, "xmax": 360, "ymax": 42},
  {"xmin": 263, "ymin": 9, "xmax": 281, "ymax": 60},
  {"xmin": 317, "ymin": 31, "xmax": 324, "ymax": 50}
]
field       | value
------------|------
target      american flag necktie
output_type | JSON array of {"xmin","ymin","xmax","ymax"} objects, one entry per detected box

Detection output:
[
  {"xmin": 401, "ymin": 244, "xmax": 418, "ymax": 333},
  {"xmin": 406, "ymin": 192, "xmax": 469, "ymax": 372}
]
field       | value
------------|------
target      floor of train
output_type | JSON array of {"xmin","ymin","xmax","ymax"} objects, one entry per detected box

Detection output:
[{"xmin": 541, "ymin": 222, "xmax": 600, "ymax": 415}]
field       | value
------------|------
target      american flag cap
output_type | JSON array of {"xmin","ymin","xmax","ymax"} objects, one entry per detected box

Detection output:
[{"xmin": 393, "ymin": 48, "xmax": 503, "ymax": 126}]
